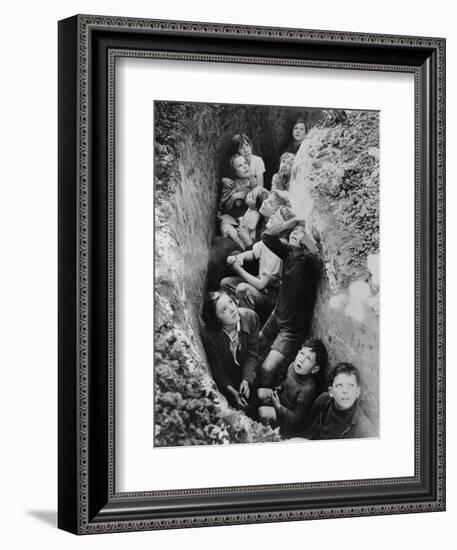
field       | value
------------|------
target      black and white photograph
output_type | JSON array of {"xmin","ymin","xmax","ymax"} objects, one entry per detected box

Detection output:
[
  {"xmin": 0, "ymin": 0, "xmax": 449, "ymax": 542},
  {"xmin": 154, "ymin": 101, "xmax": 380, "ymax": 447}
]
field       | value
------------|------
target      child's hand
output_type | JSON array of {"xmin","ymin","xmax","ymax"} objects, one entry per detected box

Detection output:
[
  {"xmin": 245, "ymin": 192, "xmax": 256, "ymax": 208},
  {"xmin": 235, "ymin": 392, "xmax": 248, "ymax": 410},
  {"xmin": 282, "ymin": 217, "xmax": 303, "ymax": 231},
  {"xmin": 230, "ymin": 260, "xmax": 243, "ymax": 274},
  {"xmin": 239, "ymin": 380, "xmax": 250, "ymax": 399},
  {"xmin": 227, "ymin": 386, "xmax": 248, "ymax": 410},
  {"xmin": 237, "ymin": 226, "xmax": 252, "ymax": 248},
  {"xmin": 232, "ymin": 190, "xmax": 248, "ymax": 201},
  {"xmin": 227, "ymin": 255, "xmax": 244, "ymax": 267},
  {"xmin": 227, "ymin": 255, "xmax": 237, "ymax": 265},
  {"xmin": 269, "ymin": 390, "xmax": 281, "ymax": 410}
]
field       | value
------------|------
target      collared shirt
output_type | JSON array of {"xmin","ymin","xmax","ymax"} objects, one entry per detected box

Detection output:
[
  {"xmin": 222, "ymin": 321, "xmax": 241, "ymax": 366},
  {"xmin": 252, "ymin": 240, "xmax": 282, "ymax": 289},
  {"xmin": 201, "ymin": 309, "xmax": 260, "ymax": 391}
]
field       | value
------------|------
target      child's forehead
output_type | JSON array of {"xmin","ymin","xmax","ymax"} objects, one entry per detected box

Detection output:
[
  {"xmin": 215, "ymin": 294, "xmax": 231, "ymax": 310},
  {"xmin": 333, "ymin": 372, "xmax": 358, "ymax": 384},
  {"xmin": 291, "ymin": 225, "xmax": 306, "ymax": 235}
]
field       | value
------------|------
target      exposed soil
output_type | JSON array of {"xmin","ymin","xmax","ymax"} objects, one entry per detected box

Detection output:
[
  {"xmin": 289, "ymin": 110, "xmax": 380, "ymax": 428},
  {"xmin": 154, "ymin": 102, "xmax": 380, "ymax": 445}
]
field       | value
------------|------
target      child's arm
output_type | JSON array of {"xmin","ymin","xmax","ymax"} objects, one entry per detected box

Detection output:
[
  {"xmin": 302, "ymin": 232, "xmax": 319, "ymax": 256},
  {"xmin": 240, "ymin": 310, "xmax": 260, "ymax": 387},
  {"xmin": 226, "ymin": 385, "xmax": 248, "ymax": 410},
  {"xmin": 261, "ymin": 232, "xmax": 289, "ymax": 260},
  {"xmin": 201, "ymin": 330, "xmax": 234, "ymax": 392},
  {"xmin": 254, "ymin": 156, "xmax": 265, "ymax": 188},
  {"xmin": 256, "ymin": 172, "xmax": 264, "ymax": 188},
  {"xmin": 229, "ymin": 258, "xmax": 274, "ymax": 291},
  {"xmin": 237, "ymin": 225, "xmax": 254, "ymax": 249},
  {"xmin": 271, "ymin": 383, "xmax": 317, "ymax": 430},
  {"xmin": 237, "ymin": 211, "xmax": 259, "ymax": 249},
  {"xmin": 227, "ymin": 249, "xmax": 255, "ymax": 266},
  {"xmin": 264, "ymin": 216, "xmax": 301, "ymax": 237},
  {"xmin": 221, "ymin": 222, "xmax": 246, "ymax": 250},
  {"xmin": 270, "ymin": 173, "xmax": 279, "ymax": 192},
  {"xmin": 303, "ymin": 392, "xmax": 329, "ymax": 436},
  {"xmin": 219, "ymin": 178, "xmax": 246, "ymax": 212}
]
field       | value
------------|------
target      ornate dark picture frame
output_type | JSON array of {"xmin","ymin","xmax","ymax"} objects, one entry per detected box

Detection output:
[{"xmin": 58, "ymin": 14, "xmax": 445, "ymax": 534}]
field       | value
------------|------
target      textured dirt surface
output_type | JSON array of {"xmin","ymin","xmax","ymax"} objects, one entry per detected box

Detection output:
[
  {"xmin": 289, "ymin": 110, "xmax": 380, "ymax": 429},
  {"xmin": 154, "ymin": 102, "xmax": 281, "ymax": 446},
  {"xmin": 154, "ymin": 103, "xmax": 380, "ymax": 443}
]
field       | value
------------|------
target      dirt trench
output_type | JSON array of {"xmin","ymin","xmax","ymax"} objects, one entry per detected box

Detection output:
[{"xmin": 154, "ymin": 102, "xmax": 379, "ymax": 446}]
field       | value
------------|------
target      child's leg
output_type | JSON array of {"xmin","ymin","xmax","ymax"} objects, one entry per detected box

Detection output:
[
  {"xmin": 258, "ymin": 312, "xmax": 280, "ymax": 373},
  {"xmin": 220, "ymin": 276, "xmax": 244, "ymax": 299},
  {"xmin": 235, "ymin": 282, "xmax": 263, "ymax": 310},
  {"xmin": 237, "ymin": 224, "xmax": 253, "ymax": 249},
  {"xmin": 260, "ymin": 350, "xmax": 286, "ymax": 387},
  {"xmin": 261, "ymin": 329, "xmax": 304, "ymax": 387},
  {"xmin": 220, "ymin": 222, "xmax": 245, "ymax": 250},
  {"xmin": 257, "ymin": 387, "xmax": 274, "ymax": 404},
  {"xmin": 258, "ymin": 405, "xmax": 277, "ymax": 425}
]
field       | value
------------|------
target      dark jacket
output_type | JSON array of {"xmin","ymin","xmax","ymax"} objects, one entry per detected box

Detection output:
[
  {"xmin": 262, "ymin": 233, "xmax": 319, "ymax": 334},
  {"xmin": 276, "ymin": 363, "xmax": 318, "ymax": 438},
  {"xmin": 201, "ymin": 308, "xmax": 260, "ymax": 392},
  {"xmin": 305, "ymin": 392, "xmax": 376, "ymax": 439}
]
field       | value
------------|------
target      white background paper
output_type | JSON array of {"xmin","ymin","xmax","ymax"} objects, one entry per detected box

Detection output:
[
  {"xmin": 0, "ymin": 1, "xmax": 454, "ymax": 549},
  {"xmin": 116, "ymin": 59, "xmax": 415, "ymax": 492}
]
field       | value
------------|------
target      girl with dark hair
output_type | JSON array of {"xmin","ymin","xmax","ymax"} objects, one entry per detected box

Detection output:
[
  {"xmin": 201, "ymin": 291, "xmax": 260, "ymax": 411},
  {"xmin": 284, "ymin": 118, "xmax": 307, "ymax": 155}
]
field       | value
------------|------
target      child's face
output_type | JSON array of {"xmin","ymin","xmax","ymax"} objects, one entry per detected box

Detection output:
[
  {"xmin": 233, "ymin": 156, "xmax": 251, "ymax": 178},
  {"xmin": 288, "ymin": 226, "xmax": 306, "ymax": 248},
  {"xmin": 259, "ymin": 196, "xmax": 278, "ymax": 217},
  {"xmin": 279, "ymin": 156, "xmax": 294, "ymax": 176},
  {"xmin": 266, "ymin": 209, "xmax": 284, "ymax": 229},
  {"xmin": 293, "ymin": 346, "xmax": 318, "ymax": 376},
  {"xmin": 239, "ymin": 140, "xmax": 252, "ymax": 159},
  {"xmin": 292, "ymin": 123, "xmax": 306, "ymax": 142},
  {"xmin": 215, "ymin": 294, "xmax": 240, "ymax": 327},
  {"xmin": 329, "ymin": 373, "xmax": 361, "ymax": 410}
]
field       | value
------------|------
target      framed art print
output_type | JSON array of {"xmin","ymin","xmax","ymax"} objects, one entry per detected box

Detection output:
[{"xmin": 58, "ymin": 15, "xmax": 445, "ymax": 534}]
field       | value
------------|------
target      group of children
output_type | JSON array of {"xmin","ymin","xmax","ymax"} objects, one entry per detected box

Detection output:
[{"xmin": 201, "ymin": 120, "xmax": 375, "ymax": 441}]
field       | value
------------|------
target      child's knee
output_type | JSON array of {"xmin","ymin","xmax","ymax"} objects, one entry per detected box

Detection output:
[
  {"xmin": 220, "ymin": 223, "xmax": 231, "ymax": 237},
  {"xmin": 220, "ymin": 277, "xmax": 233, "ymax": 293},
  {"xmin": 257, "ymin": 387, "xmax": 273, "ymax": 403},
  {"xmin": 236, "ymin": 283, "xmax": 255, "ymax": 307},
  {"xmin": 261, "ymin": 354, "xmax": 280, "ymax": 375},
  {"xmin": 236, "ymin": 282, "xmax": 250, "ymax": 294},
  {"xmin": 258, "ymin": 406, "xmax": 277, "ymax": 425}
]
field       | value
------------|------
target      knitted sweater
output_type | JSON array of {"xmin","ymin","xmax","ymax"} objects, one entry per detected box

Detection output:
[
  {"xmin": 276, "ymin": 363, "xmax": 318, "ymax": 438},
  {"xmin": 305, "ymin": 392, "xmax": 376, "ymax": 439}
]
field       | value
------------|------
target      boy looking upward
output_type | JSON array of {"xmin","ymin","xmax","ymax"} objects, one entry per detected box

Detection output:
[
  {"xmin": 257, "ymin": 338, "xmax": 328, "ymax": 438},
  {"xmin": 259, "ymin": 217, "xmax": 320, "ymax": 387},
  {"xmin": 305, "ymin": 363, "xmax": 376, "ymax": 439}
]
